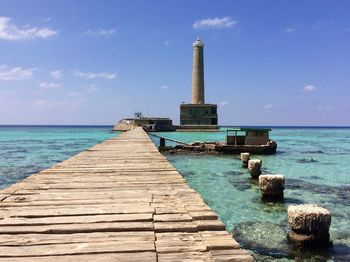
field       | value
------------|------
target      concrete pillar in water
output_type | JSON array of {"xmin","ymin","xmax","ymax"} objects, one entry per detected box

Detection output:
[
  {"xmin": 159, "ymin": 137, "xmax": 166, "ymax": 148},
  {"xmin": 287, "ymin": 204, "xmax": 331, "ymax": 249},
  {"xmin": 259, "ymin": 174, "xmax": 285, "ymax": 200},
  {"xmin": 192, "ymin": 37, "xmax": 205, "ymax": 104},
  {"xmin": 240, "ymin": 153, "xmax": 250, "ymax": 168},
  {"xmin": 248, "ymin": 159, "xmax": 262, "ymax": 179}
]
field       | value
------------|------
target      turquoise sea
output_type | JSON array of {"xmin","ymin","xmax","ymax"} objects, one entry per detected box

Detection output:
[
  {"xmin": 0, "ymin": 126, "xmax": 116, "ymax": 189},
  {"xmin": 0, "ymin": 126, "xmax": 349, "ymax": 261}
]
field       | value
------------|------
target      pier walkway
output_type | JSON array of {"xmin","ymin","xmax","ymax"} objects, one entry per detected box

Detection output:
[{"xmin": 0, "ymin": 127, "xmax": 253, "ymax": 261}]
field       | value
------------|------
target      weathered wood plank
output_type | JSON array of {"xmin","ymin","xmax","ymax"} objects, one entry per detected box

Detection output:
[
  {"xmin": 0, "ymin": 213, "xmax": 153, "ymax": 225},
  {"xmin": 0, "ymin": 241, "xmax": 155, "ymax": 257},
  {"xmin": 0, "ymin": 221, "xmax": 154, "ymax": 234},
  {"xmin": 0, "ymin": 252, "xmax": 157, "ymax": 262},
  {"xmin": 2, "ymin": 204, "xmax": 154, "ymax": 218},
  {"xmin": 0, "ymin": 231, "xmax": 155, "ymax": 246}
]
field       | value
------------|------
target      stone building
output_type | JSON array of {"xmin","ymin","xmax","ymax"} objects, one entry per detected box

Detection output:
[{"xmin": 113, "ymin": 113, "xmax": 173, "ymax": 132}]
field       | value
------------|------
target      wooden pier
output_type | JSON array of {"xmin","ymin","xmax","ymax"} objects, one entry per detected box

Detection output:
[{"xmin": 0, "ymin": 127, "xmax": 253, "ymax": 261}]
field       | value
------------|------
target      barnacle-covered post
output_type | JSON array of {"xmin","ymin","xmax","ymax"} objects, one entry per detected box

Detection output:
[{"xmin": 287, "ymin": 204, "xmax": 332, "ymax": 249}]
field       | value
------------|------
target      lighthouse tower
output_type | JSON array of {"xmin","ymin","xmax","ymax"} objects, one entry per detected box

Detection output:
[
  {"xmin": 192, "ymin": 37, "xmax": 205, "ymax": 104},
  {"xmin": 179, "ymin": 37, "xmax": 218, "ymax": 130}
]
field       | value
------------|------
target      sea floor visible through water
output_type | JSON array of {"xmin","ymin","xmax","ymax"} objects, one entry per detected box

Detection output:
[
  {"xmin": 0, "ymin": 126, "xmax": 349, "ymax": 261},
  {"xmin": 153, "ymin": 127, "xmax": 350, "ymax": 261}
]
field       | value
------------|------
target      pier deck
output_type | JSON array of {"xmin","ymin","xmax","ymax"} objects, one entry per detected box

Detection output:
[{"xmin": 0, "ymin": 127, "xmax": 253, "ymax": 261}]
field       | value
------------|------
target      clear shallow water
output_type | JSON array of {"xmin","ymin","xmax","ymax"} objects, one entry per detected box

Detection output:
[
  {"xmin": 1, "ymin": 126, "xmax": 349, "ymax": 261},
  {"xmin": 153, "ymin": 128, "xmax": 350, "ymax": 261},
  {"xmin": 0, "ymin": 126, "xmax": 116, "ymax": 189}
]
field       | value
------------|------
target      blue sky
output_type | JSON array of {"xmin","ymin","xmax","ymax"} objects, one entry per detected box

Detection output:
[{"xmin": 0, "ymin": 0, "xmax": 349, "ymax": 126}]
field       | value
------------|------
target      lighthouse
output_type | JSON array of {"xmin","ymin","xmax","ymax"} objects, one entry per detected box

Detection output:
[
  {"xmin": 179, "ymin": 37, "xmax": 218, "ymax": 130},
  {"xmin": 192, "ymin": 37, "xmax": 205, "ymax": 104}
]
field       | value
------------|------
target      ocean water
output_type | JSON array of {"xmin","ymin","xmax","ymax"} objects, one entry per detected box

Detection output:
[
  {"xmin": 0, "ymin": 126, "xmax": 349, "ymax": 261},
  {"xmin": 152, "ymin": 128, "xmax": 350, "ymax": 261},
  {"xmin": 0, "ymin": 126, "xmax": 116, "ymax": 189}
]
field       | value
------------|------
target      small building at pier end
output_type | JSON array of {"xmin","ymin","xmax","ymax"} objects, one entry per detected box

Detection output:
[
  {"xmin": 113, "ymin": 112, "xmax": 173, "ymax": 132},
  {"xmin": 178, "ymin": 37, "xmax": 218, "ymax": 131}
]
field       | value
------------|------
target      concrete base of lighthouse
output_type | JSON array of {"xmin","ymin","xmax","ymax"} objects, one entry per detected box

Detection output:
[{"xmin": 178, "ymin": 103, "xmax": 218, "ymax": 131}]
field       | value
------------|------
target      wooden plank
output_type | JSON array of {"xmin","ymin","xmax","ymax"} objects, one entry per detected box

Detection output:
[
  {"xmin": 0, "ymin": 232, "xmax": 155, "ymax": 246},
  {"xmin": 0, "ymin": 241, "xmax": 155, "ymax": 257},
  {"xmin": 3, "ymin": 204, "xmax": 154, "ymax": 218},
  {"xmin": 0, "ymin": 221, "xmax": 154, "ymax": 234},
  {"xmin": 0, "ymin": 213, "xmax": 153, "ymax": 225},
  {"xmin": 0, "ymin": 252, "xmax": 157, "ymax": 262},
  {"xmin": 0, "ymin": 198, "xmax": 151, "ymax": 207}
]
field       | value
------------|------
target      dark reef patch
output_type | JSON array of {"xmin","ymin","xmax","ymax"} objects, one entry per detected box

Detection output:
[
  {"xmin": 224, "ymin": 171, "xmax": 244, "ymax": 176},
  {"xmin": 232, "ymin": 221, "xmax": 290, "ymax": 259},
  {"xmin": 287, "ymin": 178, "xmax": 350, "ymax": 206},
  {"xmin": 226, "ymin": 176, "xmax": 255, "ymax": 191},
  {"xmin": 301, "ymin": 150, "xmax": 324, "ymax": 154},
  {"xmin": 232, "ymin": 221, "xmax": 337, "ymax": 261},
  {"xmin": 296, "ymin": 158, "xmax": 318, "ymax": 163}
]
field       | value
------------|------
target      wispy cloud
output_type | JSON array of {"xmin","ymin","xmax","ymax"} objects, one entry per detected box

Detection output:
[
  {"xmin": 316, "ymin": 105, "xmax": 335, "ymax": 111},
  {"xmin": 303, "ymin": 85, "xmax": 316, "ymax": 92},
  {"xmin": 0, "ymin": 65, "xmax": 35, "ymax": 80},
  {"xmin": 42, "ymin": 17, "xmax": 53, "ymax": 22},
  {"xmin": 67, "ymin": 91, "xmax": 81, "ymax": 97},
  {"xmin": 193, "ymin": 16, "xmax": 238, "ymax": 29},
  {"xmin": 264, "ymin": 104, "xmax": 273, "ymax": 109},
  {"xmin": 163, "ymin": 40, "xmax": 171, "ymax": 46},
  {"xmin": 74, "ymin": 71, "xmax": 117, "ymax": 80},
  {"xmin": 50, "ymin": 70, "xmax": 63, "ymax": 79},
  {"xmin": 87, "ymin": 84, "xmax": 98, "ymax": 93},
  {"xmin": 84, "ymin": 28, "xmax": 116, "ymax": 36},
  {"xmin": 160, "ymin": 85, "xmax": 169, "ymax": 90},
  {"xmin": 220, "ymin": 101, "xmax": 229, "ymax": 106},
  {"xmin": 39, "ymin": 82, "xmax": 62, "ymax": 89},
  {"xmin": 0, "ymin": 17, "xmax": 57, "ymax": 40},
  {"xmin": 32, "ymin": 99, "xmax": 66, "ymax": 109},
  {"xmin": 312, "ymin": 20, "xmax": 335, "ymax": 30},
  {"xmin": 285, "ymin": 27, "xmax": 296, "ymax": 33}
]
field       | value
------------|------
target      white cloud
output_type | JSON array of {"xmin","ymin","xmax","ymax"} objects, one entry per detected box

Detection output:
[
  {"xmin": 0, "ymin": 17, "xmax": 57, "ymax": 40},
  {"xmin": 285, "ymin": 27, "xmax": 296, "ymax": 33},
  {"xmin": 313, "ymin": 20, "xmax": 335, "ymax": 30},
  {"xmin": 160, "ymin": 85, "xmax": 169, "ymax": 90},
  {"xmin": 32, "ymin": 99, "xmax": 66, "ymax": 109},
  {"xmin": 193, "ymin": 16, "xmax": 238, "ymax": 29},
  {"xmin": 303, "ymin": 85, "xmax": 316, "ymax": 92},
  {"xmin": 67, "ymin": 91, "xmax": 81, "ymax": 97},
  {"xmin": 74, "ymin": 70, "xmax": 117, "ymax": 80},
  {"xmin": 43, "ymin": 17, "xmax": 53, "ymax": 22},
  {"xmin": 87, "ymin": 84, "xmax": 98, "ymax": 93},
  {"xmin": 39, "ymin": 82, "xmax": 62, "ymax": 89},
  {"xmin": 264, "ymin": 104, "xmax": 273, "ymax": 109},
  {"xmin": 220, "ymin": 101, "xmax": 229, "ymax": 106},
  {"xmin": 0, "ymin": 65, "xmax": 34, "ymax": 80},
  {"xmin": 50, "ymin": 70, "xmax": 63, "ymax": 79},
  {"xmin": 84, "ymin": 28, "xmax": 116, "ymax": 36}
]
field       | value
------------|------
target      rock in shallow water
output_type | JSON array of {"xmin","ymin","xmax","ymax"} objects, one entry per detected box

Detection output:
[
  {"xmin": 288, "ymin": 204, "xmax": 331, "ymax": 233},
  {"xmin": 240, "ymin": 152, "xmax": 250, "ymax": 168},
  {"xmin": 288, "ymin": 204, "xmax": 332, "ymax": 249},
  {"xmin": 232, "ymin": 221, "xmax": 288, "ymax": 254},
  {"xmin": 248, "ymin": 159, "xmax": 262, "ymax": 179},
  {"xmin": 259, "ymin": 174, "xmax": 285, "ymax": 200}
]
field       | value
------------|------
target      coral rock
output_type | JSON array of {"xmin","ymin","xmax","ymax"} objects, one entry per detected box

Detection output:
[
  {"xmin": 247, "ymin": 159, "xmax": 262, "ymax": 179},
  {"xmin": 288, "ymin": 204, "xmax": 331, "ymax": 233},
  {"xmin": 259, "ymin": 174, "xmax": 285, "ymax": 199}
]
